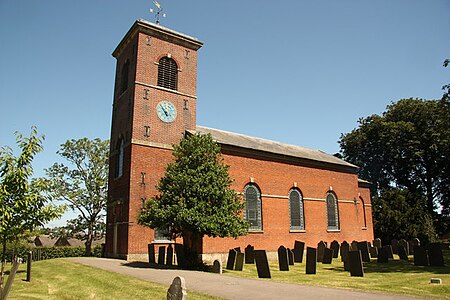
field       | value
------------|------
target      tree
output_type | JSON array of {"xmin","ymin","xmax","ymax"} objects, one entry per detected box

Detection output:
[
  {"xmin": 442, "ymin": 59, "xmax": 449, "ymax": 101},
  {"xmin": 339, "ymin": 98, "xmax": 450, "ymax": 236},
  {"xmin": 0, "ymin": 127, "xmax": 61, "ymax": 293},
  {"xmin": 44, "ymin": 138, "xmax": 109, "ymax": 256},
  {"xmin": 138, "ymin": 133, "xmax": 249, "ymax": 266}
]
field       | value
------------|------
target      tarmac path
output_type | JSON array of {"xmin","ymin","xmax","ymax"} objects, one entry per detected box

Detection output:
[{"xmin": 69, "ymin": 257, "xmax": 427, "ymax": 300}]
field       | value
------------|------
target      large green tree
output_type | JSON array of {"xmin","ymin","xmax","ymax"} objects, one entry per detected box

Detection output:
[
  {"xmin": 138, "ymin": 133, "xmax": 249, "ymax": 265},
  {"xmin": 44, "ymin": 138, "xmax": 109, "ymax": 256}
]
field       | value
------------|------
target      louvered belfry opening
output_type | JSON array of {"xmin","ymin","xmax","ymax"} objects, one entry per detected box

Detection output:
[{"xmin": 158, "ymin": 57, "xmax": 178, "ymax": 90}]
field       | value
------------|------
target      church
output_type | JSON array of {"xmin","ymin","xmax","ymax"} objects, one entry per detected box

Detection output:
[{"xmin": 105, "ymin": 19, "xmax": 374, "ymax": 262}]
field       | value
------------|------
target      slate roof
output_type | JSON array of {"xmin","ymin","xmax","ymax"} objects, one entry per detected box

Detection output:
[{"xmin": 189, "ymin": 126, "xmax": 358, "ymax": 171}]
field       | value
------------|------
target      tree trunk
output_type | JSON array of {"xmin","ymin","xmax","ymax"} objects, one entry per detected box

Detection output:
[
  {"xmin": 182, "ymin": 231, "xmax": 203, "ymax": 268},
  {"xmin": 85, "ymin": 221, "xmax": 94, "ymax": 256},
  {"xmin": 0, "ymin": 239, "xmax": 7, "ymax": 297}
]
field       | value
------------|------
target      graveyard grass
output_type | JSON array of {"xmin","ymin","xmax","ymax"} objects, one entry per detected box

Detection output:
[
  {"xmin": 5, "ymin": 259, "xmax": 223, "ymax": 300},
  {"xmin": 224, "ymin": 250, "xmax": 450, "ymax": 299}
]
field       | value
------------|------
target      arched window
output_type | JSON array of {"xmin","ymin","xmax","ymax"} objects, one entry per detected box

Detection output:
[
  {"xmin": 157, "ymin": 57, "xmax": 178, "ymax": 90},
  {"xmin": 244, "ymin": 184, "xmax": 262, "ymax": 231},
  {"xmin": 326, "ymin": 192, "xmax": 339, "ymax": 230},
  {"xmin": 289, "ymin": 188, "xmax": 305, "ymax": 230},
  {"xmin": 116, "ymin": 138, "xmax": 124, "ymax": 178},
  {"xmin": 120, "ymin": 60, "xmax": 129, "ymax": 93},
  {"xmin": 360, "ymin": 197, "xmax": 367, "ymax": 228}
]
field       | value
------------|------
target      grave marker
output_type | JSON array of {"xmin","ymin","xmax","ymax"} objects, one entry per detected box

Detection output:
[
  {"xmin": 148, "ymin": 244, "xmax": 156, "ymax": 264},
  {"xmin": 391, "ymin": 239, "xmax": 399, "ymax": 254},
  {"xmin": 306, "ymin": 247, "xmax": 317, "ymax": 274},
  {"xmin": 317, "ymin": 241, "xmax": 326, "ymax": 262},
  {"xmin": 244, "ymin": 244, "xmax": 255, "ymax": 264},
  {"xmin": 158, "ymin": 246, "xmax": 166, "ymax": 265},
  {"xmin": 398, "ymin": 245, "xmax": 409, "ymax": 261},
  {"xmin": 428, "ymin": 243, "xmax": 444, "ymax": 266},
  {"xmin": 413, "ymin": 246, "xmax": 428, "ymax": 266},
  {"xmin": 322, "ymin": 248, "xmax": 333, "ymax": 264},
  {"xmin": 167, "ymin": 276, "xmax": 187, "ymax": 300},
  {"xmin": 235, "ymin": 252, "xmax": 245, "ymax": 271},
  {"xmin": 349, "ymin": 250, "xmax": 364, "ymax": 277},
  {"xmin": 175, "ymin": 244, "xmax": 186, "ymax": 268},
  {"xmin": 369, "ymin": 246, "xmax": 378, "ymax": 258},
  {"xmin": 278, "ymin": 246, "xmax": 289, "ymax": 271},
  {"xmin": 340, "ymin": 241, "xmax": 349, "ymax": 262},
  {"xmin": 357, "ymin": 241, "xmax": 371, "ymax": 262},
  {"xmin": 373, "ymin": 238, "xmax": 382, "ymax": 249},
  {"xmin": 254, "ymin": 250, "xmax": 271, "ymax": 278},
  {"xmin": 287, "ymin": 248, "xmax": 294, "ymax": 265},
  {"xmin": 330, "ymin": 240, "xmax": 340, "ymax": 258},
  {"xmin": 212, "ymin": 259, "xmax": 222, "ymax": 274},
  {"xmin": 293, "ymin": 240, "xmax": 305, "ymax": 263},
  {"xmin": 226, "ymin": 249, "xmax": 237, "ymax": 270},
  {"xmin": 166, "ymin": 244, "xmax": 174, "ymax": 266},
  {"xmin": 399, "ymin": 239, "xmax": 409, "ymax": 256}
]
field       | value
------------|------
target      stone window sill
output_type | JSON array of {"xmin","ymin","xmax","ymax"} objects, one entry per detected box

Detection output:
[
  {"xmin": 361, "ymin": 227, "xmax": 368, "ymax": 230},
  {"xmin": 290, "ymin": 230, "xmax": 306, "ymax": 233},
  {"xmin": 248, "ymin": 230, "xmax": 264, "ymax": 234},
  {"xmin": 327, "ymin": 229, "xmax": 341, "ymax": 233}
]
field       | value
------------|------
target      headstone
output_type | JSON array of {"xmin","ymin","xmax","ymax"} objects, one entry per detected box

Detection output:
[
  {"xmin": 306, "ymin": 247, "xmax": 317, "ymax": 274},
  {"xmin": 386, "ymin": 245, "xmax": 394, "ymax": 259},
  {"xmin": 234, "ymin": 247, "xmax": 241, "ymax": 253},
  {"xmin": 413, "ymin": 246, "xmax": 429, "ymax": 266},
  {"xmin": 410, "ymin": 238, "xmax": 420, "ymax": 255},
  {"xmin": 167, "ymin": 276, "xmax": 187, "ymax": 300},
  {"xmin": 427, "ymin": 243, "xmax": 444, "ymax": 266},
  {"xmin": 377, "ymin": 246, "xmax": 389, "ymax": 263},
  {"xmin": 287, "ymin": 248, "xmax": 294, "ymax": 265},
  {"xmin": 166, "ymin": 244, "xmax": 174, "ymax": 266},
  {"xmin": 158, "ymin": 246, "xmax": 166, "ymax": 265},
  {"xmin": 351, "ymin": 240, "xmax": 359, "ymax": 251},
  {"xmin": 340, "ymin": 241, "xmax": 349, "ymax": 262},
  {"xmin": 254, "ymin": 250, "xmax": 271, "ymax": 278},
  {"xmin": 398, "ymin": 239, "xmax": 409, "ymax": 256},
  {"xmin": 373, "ymin": 238, "xmax": 382, "ymax": 249},
  {"xmin": 244, "ymin": 244, "xmax": 255, "ymax": 264},
  {"xmin": 278, "ymin": 246, "xmax": 289, "ymax": 271},
  {"xmin": 317, "ymin": 241, "xmax": 326, "ymax": 262},
  {"xmin": 293, "ymin": 240, "xmax": 305, "ymax": 263},
  {"xmin": 398, "ymin": 245, "xmax": 408, "ymax": 261},
  {"xmin": 148, "ymin": 244, "xmax": 156, "ymax": 264},
  {"xmin": 322, "ymin": 248, "xmax": 333, "ymax": 264},
  {"xmin": 391, "ymin": 239, "xmax": 399, "ymax": 254},
  {"xmin": 234, "ymin": 252, "xmax": 245, "ymax": 271},
  {"xmin": 226, "ymin": 249, "xmax": 237, "ymax": 270},
  {"xmin": 175, "ymin": 244, "xmax": 186, "ymax": 268},
  {"xmin": 408, "ymin": 241, "xmax": 414, "ymax": 255},
  {"xmin": 369, "ymin": 246, "xmax": 378, "ymax": 258},
  {"xmin": 212, "ymin": 259, "xmax": 222, "ymax": 274},
  {"xmin": 330, "ymin": 240, "xmax": 340, "ymax": 258},
  {"xmin": 357, "ymin": 241, "xmax": 371, "ymax": 263},
  {"xmin": 349, "ymin": 250, "xmax": 364, "ymax": 277}
]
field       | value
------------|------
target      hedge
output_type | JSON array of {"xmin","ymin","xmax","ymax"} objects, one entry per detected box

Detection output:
[{"xmin": 1, "ymin": 244, "xmax": 103, "ymax": 262}]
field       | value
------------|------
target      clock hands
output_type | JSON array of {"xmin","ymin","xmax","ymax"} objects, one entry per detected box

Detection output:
[{"xmin": 159, "ymin": 103, "xmax": 169, "ymax": 116}]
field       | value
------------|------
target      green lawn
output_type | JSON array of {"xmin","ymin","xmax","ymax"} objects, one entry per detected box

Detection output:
[
  {"xmin": 4, "ymin": 259, "xmax": 223, "ymax": 300},
  {"xmin": 223, "ymin": 251, "xmax": 450, "ymax": 299}
]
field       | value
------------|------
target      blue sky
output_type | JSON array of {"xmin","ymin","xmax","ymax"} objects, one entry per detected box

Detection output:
[{"xmin": 1, "ymin": 0, "xmax": 449, "ymax": 226}]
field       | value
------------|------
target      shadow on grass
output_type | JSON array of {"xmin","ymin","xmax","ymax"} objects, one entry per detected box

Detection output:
[
  {"xmin": 121, "ymin": 261, "xmax": 180, "ymax": 270},
  {"xmin": 364, "ymin": 259, "xmax": 449, "ymax": 275}
]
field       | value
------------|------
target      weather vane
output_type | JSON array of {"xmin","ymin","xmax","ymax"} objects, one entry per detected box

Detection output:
[{"xmin": 150, "ymin": 0, "xmax": 166, "ymax": 25}]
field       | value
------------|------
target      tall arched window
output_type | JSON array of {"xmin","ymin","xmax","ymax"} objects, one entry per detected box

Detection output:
[
  {"xmin": 157, "ymin": 57, "xmax": 178, "ymax": 90},
  {"xmin": 326, "ymin": 192, "xmax": 339, "ymax": 230},
  {"xmin": 120, "ymin": 60, "xmax": 129, "ymax": 93},
  {"xmin": 244, "ymin": 184, "xmax": 262, "ymax": 231},
  {"xmin": 360, "ymin": 197, "xmax": 367, "ymax": 228},
  {"xmin": 289, "ymin": 188, "xmax": 305, "ymax": 230},
  {"xmin": 116, "ymin": 138, "xmax": 124, "ymax": 178}
]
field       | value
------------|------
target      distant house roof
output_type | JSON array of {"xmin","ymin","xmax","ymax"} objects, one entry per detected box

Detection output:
[
  {"xmin": 34, "ymin": 235, "xmax": 57, "ymax": 247},
  {"xmin": 188, "ymin": 126, "xmax": 358, "ymax": 172}
]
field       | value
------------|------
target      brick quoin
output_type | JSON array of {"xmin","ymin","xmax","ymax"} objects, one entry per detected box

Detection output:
[{"xmin": 106, "ymin": 20, "xmax": 374, "ymax": 262}]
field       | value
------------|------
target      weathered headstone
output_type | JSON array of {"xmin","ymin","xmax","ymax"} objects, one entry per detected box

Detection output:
[
  {"xmin": 398, "ymin": 239, "xmax": 409, "ymax": 256},
  {"xmin": 226, "ymin": 249, "xmax": 237, "ymax": 270},
  {"xmin": 340, "ymin": 241, "xmax": 349, "ymax": 262},
  {"xmin": 391, "ymin": 239, "xmax": 399, "ymax": 254},
  {"xmin": 349, "ymin": 250, "xmax": 364, "ymax": 277},
  {"xmin": 369, "ymin": 246, "xmax": 378, "ymax": 258},
  {"xmin": 317, "ymin": 241, "xmax": 326, "ymax": 262},
  {"xmin": 373, "ymin": 238, "xmax": 382, "ymax": 249},
  {"xmin": 398, "ymin": 245, "xmax": 409, "ymax": 261},
  {"xmin": 244, "ymin": 244, "xmax": 255, "ymax": 264},
  {"xmin": 234, "ymin": 247, "xmax": 241, "ymax": 253},
  {"xmin": 351, "ymin": 240, "xmax": 359, "ymax": 251},
  {"xmin": 428, "ymin": 243, "xmax": 444, "ymax": 266},
  {"xmin": 148, "ymin": 244, "xmax": 156, "ymax": 264},
  {"xmin": 212, "ymin": 259, "xmax": 222, "ymax": 274},
  {"xmin": 278, "ymin": 246, "xmax": 289, "ymax": 271},
  {"xmin": 330, "ymin": 240, "xmax": 340, "ymax": 258},
  {"xmin": 166, "ymin": 244, "xmax": 174, "ymax": 266},
  {"xmin": 377, "ymin": 246, "xmax": 389, "ymax": 263},
  {"xmin": 175, "ymin": 244, "xmax": 186, "ymax": 268},
  {"xmin": 254, "ymin": 250, "xmax": 271, "ymax": 278},
  {"xmin": 413, "ymin": 246, "xmax": 429, "ymax": 266},
  {"xmin": 167, "ymin": 276, "xmax": 187, "ymax": 300},
  {"xmin": 306, "ymin": 247, "xmax": 317, "ymax": 274},
  {"xmin": 293, "ymin": 240, "xmax": 305, "ymax": 263},
  {"xmin": 235, "ymin": 252, "xmax": 245, "ymax": 271},
  {"xmin": 158, "ymin": 246, "xmax": 166, "ymax": 265},
  {"xmin": 322, "ymin": 248, "xmax": 333, "ymax": 264},
  {"xmin": 357, "ymin": 241, "xmax": 371, "ymax": 263},
  {"xmin": 287, "ymin": 248, "xmax": 294, "ymax": 265},
  {"xmin": 410, "ymin": 238, "xmax": 420, "ymax": 255},
  {"xmin": 386, "ymin": 245, "xmax": 394, "ymax": 259}
]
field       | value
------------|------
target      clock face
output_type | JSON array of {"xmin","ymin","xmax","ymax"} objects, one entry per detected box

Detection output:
[{"xmin": 156, "ymin": 101, "xmax": 177, "ymax": 123}]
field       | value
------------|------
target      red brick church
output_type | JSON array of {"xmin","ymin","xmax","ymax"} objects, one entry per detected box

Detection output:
[{"xmin": 105, "ymin": 19, "xmax": 374, "ymax": 262}]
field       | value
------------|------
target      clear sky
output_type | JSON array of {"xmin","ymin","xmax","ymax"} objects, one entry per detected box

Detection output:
[{"xmin": 1, "ymin": 0, "xmax": 449, "ymax": 226}]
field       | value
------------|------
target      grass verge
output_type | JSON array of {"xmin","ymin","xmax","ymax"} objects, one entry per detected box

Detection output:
[{"xmin": 4, "ymin": 259, "xmax": 223, "ymax": 300}]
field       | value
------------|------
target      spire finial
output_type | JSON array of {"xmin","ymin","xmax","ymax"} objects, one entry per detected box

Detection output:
[{"xmin": 149, "ymin": 0, "xmax": 166, "ymax": 25}]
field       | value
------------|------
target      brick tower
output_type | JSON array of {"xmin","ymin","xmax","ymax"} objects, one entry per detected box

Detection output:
[{"xmin": 106, "ymin": 20, "xmax": 203, "ymax": 260}]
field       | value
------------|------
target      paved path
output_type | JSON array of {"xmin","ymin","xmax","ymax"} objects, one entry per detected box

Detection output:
[{"xmin": 69, "ymin": 257, "xmax": 426, "ymax": 300}]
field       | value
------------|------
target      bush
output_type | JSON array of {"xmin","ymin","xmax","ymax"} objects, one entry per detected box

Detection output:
[{"xmin": 1, "ymin": 244, "xmax": 103, "ymax": 262}]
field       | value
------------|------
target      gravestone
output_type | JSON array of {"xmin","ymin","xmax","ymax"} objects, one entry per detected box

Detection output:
[
  {"xmin": 158, "ymin": 246, "xmax": 166, "ymax": 265},
  {"xmin": 398, "ymin": 239, "xmax": 409, "ymax": 256},
  {"xmin": 293, "ymin": 240, "xmax": 305, "ymax": 263},
  {"xmin": 410, "ymin": 238, "xmax": 420, "ymax": 255},
  {"xmin": 391, "ymin": 239, "xmax": 399, "ymax": 254},
  {"xmin": 428, "ymin": 243, "xmax": 444, "ymax": 266},
  {"xmin": 373, "ymin": 238, "xmax": 382, "ymax": 249},
  {"xmin": 235, "ymin": 252, "xmax": 245, "ymax": 271},
  {"xmin": 322, "ymin": 248, "xmax": 333, "ymax": 264},
  {"xmin": 377, "ymin": 246, "xmax": 389, "ymax": 263},
  {"xmin": 167, "ymin": 276, "xmax": 187, "ymax": 300},
  {"xmin": 330, "ymin": 240, "xmax": 340, "ymax": 258},
  {"xmin": 357, "ymin": 241, "xmax": 371, "ymax": 263},
  {"xmin": 234, "ymin": 247, "xmax": 241, "ymax": 253},
  {"xmin": 306, "ymin": 247, "xmax": 317, "ymax": 274},
  {"xmin": 226, "ymin": 249, "xmax": 237, "ymax": 270},
  {"xmin": 413, "ymin": 246, "xmax": 429, "ymax": 266},
  {"xmin": 398, "ymin": 245, "xmax": 409, "ymax": 261},
  {"xmin": 386, "ymin": 245, "xmax": 394, "ymax": 259},
  {"xmin": 287, "ymin": 248, "xmax": 294, "ymax": 265},
  {"xmin": 278, "ymin": 246, "xmax": 289, "ymax": 271},
  {"xmin": 175, "ymin": 244, "xmax": 186, "ymax": 268},
  {"xmin": 340, "ymin": 241, "xmax": 349, "ymax": 262},
  {"xmin": 254, "ymin": 250, "xmax": 271, "ymax": 278},
  {"xmin": 148, "ymin": 244, "xmax": 156, "ymax": 264},
  {"xmin": 317, "ymin": 241, "xmax": 326, "ymax": 262},
  {"xmin": 349, "ymin": 250, "xmax": 364, "ymax": 277},
  {"xmin": 244, "ymin": 244, "xmax": 255, "ymax": 264},
  {"xmin": 212, "ymin": 259, "xmax": 222, "ymax": 274},
  {"xmin": 369, "ymin": 246, "xmax": 378, "ymax": 258},
  {"xmin": 351, "ymin": 240, "xmax": 359, "ymax": 251},
  {"xmin": 166, "ymin": 244, "xmax": 174, "ymax": 266}
]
